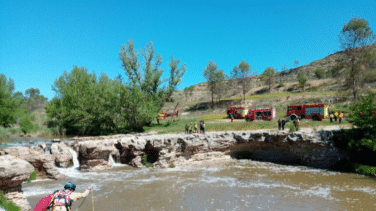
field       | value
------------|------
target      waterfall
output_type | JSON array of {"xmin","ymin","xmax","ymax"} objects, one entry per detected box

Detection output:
[
  {"xmin": 56, "ymin": 147, "xmax": 83, "ymax": 178},
  {"xmin": 109, "ymin": 154, "xmax": 127, "ymax": 167},
  {"xmin": 69, "ymin": 147, "xmax": 80, "ymax": 169},
  {"xmin": 44, "ymin": 147, "xmax": 51, "ymax": 154}
]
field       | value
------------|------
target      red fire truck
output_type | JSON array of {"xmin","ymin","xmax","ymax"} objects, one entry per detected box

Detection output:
[
  {"xmin": 226, "ymin": 107, "xmax": 249, "ymax": 119},
  {"xmin": 286, "ymin": 104, "xmax": 328, "ymax": 121},
  {"xmin": 245, "ymin": 108, "xmax": 276, "ymax": 122}
]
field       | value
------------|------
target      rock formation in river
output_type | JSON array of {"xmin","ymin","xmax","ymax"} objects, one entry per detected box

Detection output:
[
  {"xmin": 51, "ymin": 143, "xmax": 73, "ymax": 168},
  {"xmin": 77, "ymin": 141, "xmax": 114, "ymax": 171},
  {"xmin": 0, "ymin": 155, "xmax": 33, "ymax": 211},
  {"xmin": 72, "ymin": 129, "xmax": 348, "ymax": 171},
  {"xmin": 2, "ymin": 146, "xmax": 65, "ymax": 180}
]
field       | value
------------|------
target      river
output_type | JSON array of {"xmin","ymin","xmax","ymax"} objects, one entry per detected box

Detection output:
[{"xmin": 4, "ymin": 138, "xmax": 376, "ymax": 210}]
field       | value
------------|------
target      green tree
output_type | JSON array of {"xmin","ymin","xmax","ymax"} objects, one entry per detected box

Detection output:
[
  {"xmin": 119, "ymin": 40, "xmax": 186, "ymax": 130},
  {"xmin": 203, "ymin": 61, "xmax": 227, "ymax": 106},
  {"xmin": 314, "ymin": 68, "xmax": 326, "ymax": 79},
  {"xmin": 20, "ymin": 116, "xmax": 34, "ymax": 134},
  {"xmin": 46, "ymin": 66, "xmax": 120, "ymax": 135},
  {"xmin": 214, "ymin": 70, "xmax": 228, "ymax": 102},
  {"xmin": 294, "ymin": 60, "xmax": 299, "ymax": 68},
  {"xmin": 348, "ymin": 93, "xmax": 376, "ymax": 129},
  {"xmin": 183, "ymin": 85, "xmax": 195, "ymax": 99},
  {"xmin": 0, "ymin": 74, "xmax": 21, "ymax": 127},
  {"xmin": 231, "ymin": 60, "xmax": 252, "ymax": 101},
  {"xmin": 24, "ymin": 88, "xmax": 48, "ymax": 112},
  {"xmin": 297, "ymin": 72, "xmax": 307, "ymax": 92},
  {"xmin": 338, "ymin": 16, "xmax": 376, "ymax": 100},
  {"xmin": 261, "ymin": 67, "xmax": 275, "ymax": 92}
]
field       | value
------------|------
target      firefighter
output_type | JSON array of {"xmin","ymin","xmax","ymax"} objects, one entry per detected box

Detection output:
[
  {"xmin": 329, "ymin": 113, "xmax": 333, "ymax": 123},
  {"xmin": 296, "ymin": 119, "xmax": 300, "ymax": 130},
  {"xmin": 339, "ymin": 111, "xmax": 344, "ymax": 123},
  {"xmin": 194, "ymin": 122, "xmax": 198, "ymax": 133},
  {"xmin": 185, "ymin": 124, "xmax": 189, "ymax": 134},
  {"xmin": 231, "ymin": 114, "xmax": 234, "ymax": 123},
  {"xmin": 278, "ymin": 119, "xmax": 282, "ymax": 130},
  {"xmin": 281, "ymin": 118, "xmax": 286, "ymax": 130},
  {"xmin": 334, "ymin": 111, "xmax": 338, "ymax": 122},
  {"xmin": 189, "ymin": 123, "xmax": 192, "ymax": 134}
]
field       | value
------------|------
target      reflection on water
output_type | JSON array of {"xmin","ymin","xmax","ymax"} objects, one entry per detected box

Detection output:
[{"xmin": 24, "ymin": 159, "xmax": 376, "ymax": 211}]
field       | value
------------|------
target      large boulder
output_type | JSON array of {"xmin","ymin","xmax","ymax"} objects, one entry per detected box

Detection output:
[
  {"xmin": 3, "ymin": 147, "xmax": 65, "ymax": 180},
  {"xmin": 0, "ymin": 155, "xmax": 34, "ymax": 193},
  {"xmin": 5, "ymin": 192, "xmax": 31, "ymax": 211},
  {"xmin": 51, "ymin": 143, "xmax": 73, "ymax": 168},
  {"xmin": 78, "ymin": 140, "xmax": 114, "ymax": 172}
]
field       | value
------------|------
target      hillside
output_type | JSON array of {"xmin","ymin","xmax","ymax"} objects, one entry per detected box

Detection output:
[{"xmin": 162, "ymin": 43, "xmax": 376, "ymax": 114}]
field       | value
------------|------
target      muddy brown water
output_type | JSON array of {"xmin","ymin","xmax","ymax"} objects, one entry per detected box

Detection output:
[{"xmin": 24, "ymin": 159, "xmax": 376, "ymax": 211}]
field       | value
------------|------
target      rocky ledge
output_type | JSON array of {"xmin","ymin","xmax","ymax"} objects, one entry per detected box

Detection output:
[
  {"xmin": 74, "ymin": 129, "xmax": 348, "ymax": 171},
  {"xmin": 0, "ymin": 155, "xmax": 34, "ymax": 211}
]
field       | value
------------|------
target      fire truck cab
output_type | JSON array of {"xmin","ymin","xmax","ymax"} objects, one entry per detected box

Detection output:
[
  {"xmin": 287, "ymin": 104, "xmax": 328, "ymax": 121},
  {"xmin": 245, "ymin": 108, "xmax": 276, "ymax": 121},
  {"xmin": 227, "ymin": 107, "xmax": 249, "ymax": 119}
]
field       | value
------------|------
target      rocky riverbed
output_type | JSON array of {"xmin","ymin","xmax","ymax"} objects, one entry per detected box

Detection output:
[{"xmin": 0, "ymin": 129, "xmax": 352, "ymax": 210}]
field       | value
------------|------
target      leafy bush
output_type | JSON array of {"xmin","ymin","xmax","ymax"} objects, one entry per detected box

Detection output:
[
  {"xmin": 289, "ymin": 122, "xmax": 296, "ymax": 132},
  {"xmin": 0, "ymin": 128, "xmax": 10, "ymax": 142},
  {"xmin": 277, "ymin": 81, "xmax": 285, "ymax": 88},
  {"xmin": 0, "ymin": 190, "xmax": 21, "ymax": 211},
  {"xmin": 287, "ymin": 84, "xmax": 299, "ymax": 92},
  {"xmin": 328, "ymin": 65, "xmax": 343, "ymax": 78},
  {"xmin": 28, "ymin": 170, "xmax": 37, "ymax": 182},
  {"xmin": 20, "ymin": 116, "xmax": 33, "ymax": 134},
  {"xmin": 141, "ymin": 154, "xmax": 152, "ymax": 168},
  {"xmin": 314, "ymin": 68, "xmax": 326, "ymax": 79},
  {"xmin": 348, "ymin": 93, "xmax": 376, "ymax": 129},
  {"xmin": 354, "ymin": 163, "xmax": 376, "ymax": 176}
]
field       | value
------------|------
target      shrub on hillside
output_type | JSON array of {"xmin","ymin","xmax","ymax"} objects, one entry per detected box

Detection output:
[
  {"xmin": 314, "ymin": 68, "xmax": 326, "ymax": 79},
  {"xmin": 20, "ymin": 116, "xmax": 34, "ymax": 134}
]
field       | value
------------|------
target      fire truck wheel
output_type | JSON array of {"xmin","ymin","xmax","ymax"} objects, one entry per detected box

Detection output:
[
  {"xmin": 246, "ymin": 118, "xmax": 250, "ymax": 122},
  {"xmin": 290, "ymin": 115, "xmax": 296, "ymax": 120},
  {"xmin": 312, "ymin": 116, "xmax": 319, "ymax": 121}
]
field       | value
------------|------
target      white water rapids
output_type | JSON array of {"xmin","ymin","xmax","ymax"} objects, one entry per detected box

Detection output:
[{"xmin": 17, "ymin": 144, "xmax": 376, "ymax": 210}]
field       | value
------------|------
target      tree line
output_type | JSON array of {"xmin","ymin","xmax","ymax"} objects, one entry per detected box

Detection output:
[
  {"xmin": 202, "ymin": 16, "xmax": 376, "ymax": 105},
  {"xmin": 45, "ymin": 40, "xmax": 185, "ymax": 135},
  {"xmin": 0, "ymin": 74, "xmax": 48, "ymax": 133}
]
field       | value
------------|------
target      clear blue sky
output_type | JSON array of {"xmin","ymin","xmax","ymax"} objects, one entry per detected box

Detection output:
[{"xmin": 1, "ymin": 0, "xmax": 375, "ymax": 100}]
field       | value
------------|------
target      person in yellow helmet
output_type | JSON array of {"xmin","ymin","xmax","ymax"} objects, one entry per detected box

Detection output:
[
  {"xmin": 329, "ymin": 113, "xmax": 334, "ymax": 122},
  {"xmin": 188, "ymin": 123, "xmax": 192, "ymax": 134},
  {"xmin": 296, "ymin": 119, "xmax": 300, "ymax": 130},
  {"xmin": 334, "ymin": 111, "xmax": 338, "ymax": 122},
  {"xmin": 339, "ymin": 111, "xmax": 344, "ymax": 123}
]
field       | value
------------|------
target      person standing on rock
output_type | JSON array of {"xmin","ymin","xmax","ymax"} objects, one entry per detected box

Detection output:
[
  {"xmin": 329, "ymin": 113, "xmax": 333, "ymax": 123},
  {"xmin": 194, "ymin": 122, "xmax": 198, "ymax": 133},
  {"xmin": 199, "ymin": 121, "xmax": 203, "ymax": 134},
  {"xmin": 185, "ymin": 124, "xmax": 189, "ymax": 134},
  {"xmin": 202, "ymin": 121, "xmax": 206, "ymax": 134},
  {"xmin": 281, "ymin": 118, "xmax": 286, "ymax": 130},
  {"xmin": 189, "ymin": 123, "xmax": 192, "ymax": 134},
  {"xmin": 278, "ymin": 119, "xmax": 282, "ymax": 130}
]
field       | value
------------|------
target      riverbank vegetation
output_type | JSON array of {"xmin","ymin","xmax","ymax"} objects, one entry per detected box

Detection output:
[{"xmin": 0, "ymin": 191, "xmax": 20, "ymax": 211}]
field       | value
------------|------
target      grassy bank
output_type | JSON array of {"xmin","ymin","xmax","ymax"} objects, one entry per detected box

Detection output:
[{"xmin": 144, "ymin": 115, "xmax": 351, "ymax": 134}]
